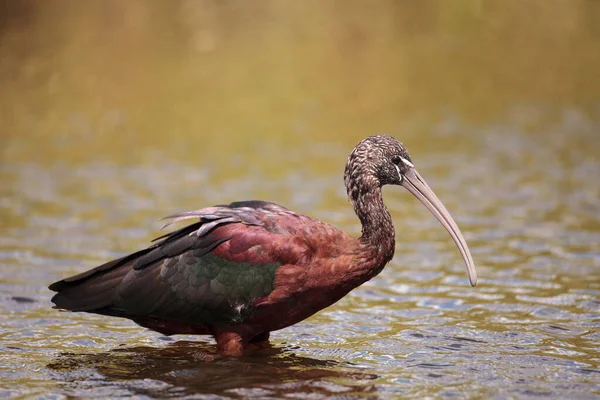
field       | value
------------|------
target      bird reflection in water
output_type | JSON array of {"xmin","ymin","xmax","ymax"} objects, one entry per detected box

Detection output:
[{"xmin": 48, "ymin": 340, "xmax": 378, "ymax": 398}]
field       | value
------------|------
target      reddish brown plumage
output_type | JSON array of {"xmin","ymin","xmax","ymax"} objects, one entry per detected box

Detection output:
[
  {"xmin": 49, "ymin": 135, "xmax": 477, "ymax": 354},
  {"xmin": 203, "ymin": 210, "xmax": 386, "ymax": 353}
]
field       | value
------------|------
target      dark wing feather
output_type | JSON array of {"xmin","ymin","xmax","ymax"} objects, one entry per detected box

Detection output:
[{"xmin": 49, "ymin": 201, "xmax": 300, "ymax": 327}]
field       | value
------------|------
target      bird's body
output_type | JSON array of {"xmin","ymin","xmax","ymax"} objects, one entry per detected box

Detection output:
[{"xmin": 50, "ymin": 135, "xmax": 477, "ymax": 354}]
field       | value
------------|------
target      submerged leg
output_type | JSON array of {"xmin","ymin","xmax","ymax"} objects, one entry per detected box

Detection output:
[{"xmin": 214, "ymin": 331, "xmax": 245, "ymax": 355}]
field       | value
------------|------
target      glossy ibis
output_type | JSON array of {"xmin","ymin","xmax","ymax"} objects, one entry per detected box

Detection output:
[{"xmin": 50, "ymin": 135, "xmax": 477, "ymax": 354}]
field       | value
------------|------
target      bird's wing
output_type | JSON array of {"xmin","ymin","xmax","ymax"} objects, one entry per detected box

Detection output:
[{"xmin": 49, "ymin": 201, "xmax": 309, "ymax": 326}]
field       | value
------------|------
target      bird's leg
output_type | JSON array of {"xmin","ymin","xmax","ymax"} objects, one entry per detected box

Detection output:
[
  {"xmin": 249, "ymin": 331, "xmax": 270, "ymax": 343},
  {"xmin": 214, "ymin": 331, "xmax": 245, "ymax": 355}
]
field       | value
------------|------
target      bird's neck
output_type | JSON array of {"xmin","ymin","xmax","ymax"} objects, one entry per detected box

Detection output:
[{"xmin": 352, "ymin": 185, "xmax": 396, "ymax": 270}]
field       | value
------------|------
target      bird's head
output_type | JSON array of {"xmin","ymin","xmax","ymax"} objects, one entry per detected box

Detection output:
[{"xmin": 345, "ymin": 134, "xmax": 478, "ymax": 286}]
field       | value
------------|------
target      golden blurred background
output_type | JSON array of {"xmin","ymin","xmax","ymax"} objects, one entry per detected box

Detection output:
[{"xmin": 1, "ymin": 0, "xmax": 598, "ymax": 168}]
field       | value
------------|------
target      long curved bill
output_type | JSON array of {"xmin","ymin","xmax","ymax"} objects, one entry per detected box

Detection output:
[{"xmin": 401, "ymin": 168, "xmax": 477, "ymax": 286}]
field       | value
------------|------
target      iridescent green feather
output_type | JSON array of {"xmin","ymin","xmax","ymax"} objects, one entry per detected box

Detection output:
[{"xmin": 159, "ymin": 252, "xmax": 280, "ymax": 324}]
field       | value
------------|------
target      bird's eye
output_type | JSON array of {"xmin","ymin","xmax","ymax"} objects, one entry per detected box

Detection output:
[{"xmin": 391, "ymin": 155, "xmax": 402, "ymax": 165}]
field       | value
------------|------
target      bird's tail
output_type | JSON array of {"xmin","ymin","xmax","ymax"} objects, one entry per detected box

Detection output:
[{"xmin": 48, "ymin": 249, "xmax": 150, "ymax": 314}]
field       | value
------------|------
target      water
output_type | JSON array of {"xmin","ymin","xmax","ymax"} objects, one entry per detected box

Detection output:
[{"xmin": 1, "ymin": 2, "xmax": 599, "ymax": 399}]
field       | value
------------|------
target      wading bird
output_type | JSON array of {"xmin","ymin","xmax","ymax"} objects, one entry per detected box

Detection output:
[{"xmin": 50, "ymin": 135, "xmax": 477, "ymax": 354}]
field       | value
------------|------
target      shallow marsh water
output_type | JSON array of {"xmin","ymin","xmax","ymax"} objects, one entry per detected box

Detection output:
[{"xmin": 1, "ymin": 2, "xmax": 600, "ymax": 399}]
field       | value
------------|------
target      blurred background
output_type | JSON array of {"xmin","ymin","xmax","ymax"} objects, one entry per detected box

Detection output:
[
  {"xmin": 1, "ymin": 0, "xmax": 598, "ymax": 164},
  {"xmin": 1, "ymin": 1, "xmax": 599, "ymax": 399}
]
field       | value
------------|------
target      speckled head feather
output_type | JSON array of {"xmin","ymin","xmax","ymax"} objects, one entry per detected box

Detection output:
[{"xmin": 344, "ymin": 135, "xmax": 414, "ymax": 208}]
